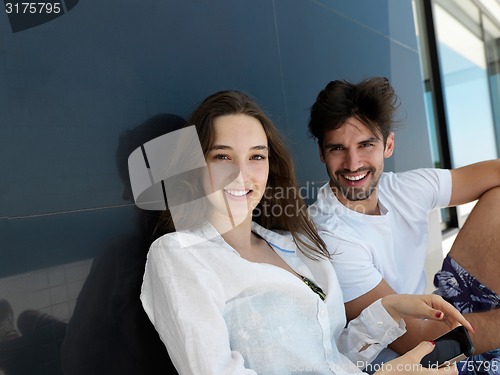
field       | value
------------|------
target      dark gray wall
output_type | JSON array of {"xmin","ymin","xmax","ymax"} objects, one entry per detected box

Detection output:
[
  {"xmin": 0, "ymin": 0, "xmax": 430, "ymax": 288},
  {"xmin": 0, "ymin": 1, "xmax": 434, "ymax": 372}
]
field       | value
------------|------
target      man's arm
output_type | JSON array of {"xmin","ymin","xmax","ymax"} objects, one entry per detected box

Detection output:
[
  {"xmin": 345, "ymin": 279, "xmax": 500, "ymax": 355},
  {"xmin": 449, "ymin": 159, "xmax": 500, "ymax": 206}
]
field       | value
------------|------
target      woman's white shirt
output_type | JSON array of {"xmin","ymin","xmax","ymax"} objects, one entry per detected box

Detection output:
[{"xmin": 140, "ymin": 222, "xmax": 405, "ymax": 375}]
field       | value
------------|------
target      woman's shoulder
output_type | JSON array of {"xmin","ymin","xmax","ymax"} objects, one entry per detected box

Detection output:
[
  {"xmin": 152, "ymin": 221, "xmax": 216, "ymax": 246},
  {"xmin": 150, "ymin": 231, "xmax": 208, "ymax": 253},
  {"xmin": 151, "ymin": 231, "xmax": 191, "ymax": 247},
  {"xmin": 146, "ymin": 232, "xmax": 217, "ymax": 278}
]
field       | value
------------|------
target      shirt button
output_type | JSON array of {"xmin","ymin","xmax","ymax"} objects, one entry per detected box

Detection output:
[
  {"xmin": 377, "ymin": 321, "xmax": 384, "ymax": 327},
  {"xmin": 319, "ymin": 309, "xmax": 326, "ymax": 317}
]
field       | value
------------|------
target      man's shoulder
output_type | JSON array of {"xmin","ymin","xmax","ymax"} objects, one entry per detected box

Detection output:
[
  {"xmin": 379, "ymin": 168, "xmax": 450, "ymax": 193},
  {"xmin": 309, "ymin": 183, "xmax": 356, "ymax": 228},
  {"xmin": 309, "ymin": 189, "xmax": 378, "ymax": 250},
  {"xmin": 379, "ymin": 168, "xmax": 452, "ymax": 215},
  {"xmin": 380, "ymin": 168, "xmax": 427, "ymax": 183},
  {"xmin": 309, "ymin": 182, "xmax": 350, "ymax": 215}
]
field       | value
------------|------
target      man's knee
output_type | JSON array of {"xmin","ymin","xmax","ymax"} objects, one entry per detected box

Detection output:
[
  {"xmin": 478, "ymin": 186, "xmax": 500, "ymax": 206},
  {"xmin": 461, "ymin": 186, "xmax": 500, "ymax": 228}
]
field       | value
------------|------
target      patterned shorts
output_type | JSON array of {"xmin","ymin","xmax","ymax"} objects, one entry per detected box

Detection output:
[{"xmin": 434, "ymin": 255, "xmax": 500, "ymax": 375}]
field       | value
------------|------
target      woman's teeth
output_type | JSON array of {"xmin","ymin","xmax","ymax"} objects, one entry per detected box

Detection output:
[{"xmin": 224, "ymin": 189, "xmax": 250, "ymax": 196}]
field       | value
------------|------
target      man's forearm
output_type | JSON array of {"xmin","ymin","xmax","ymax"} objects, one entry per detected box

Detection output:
[{"xmin": 463, "ymin": 309, "xmax": 500, "ymax": 354}]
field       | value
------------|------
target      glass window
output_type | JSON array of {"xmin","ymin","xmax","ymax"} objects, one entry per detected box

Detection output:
[
  {"xmin": 413, "ymin": 0, "xmax": 500, "ymax": 229},
  {"xmin": 483, "ymin": 15, "xmax": 500, "ymax": 152},
  {"xmin": 413, "ymin": 0, "xmax": 456, "ymax": 230},
  {"xmin": 433, "ymin": 1, "xmax": 499, "ymax": 220},
  {"xmin": 433, "ymin": 2, "xmax": 498, "ymax": 169}
]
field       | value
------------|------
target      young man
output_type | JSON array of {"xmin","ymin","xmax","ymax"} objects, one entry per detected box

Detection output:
[{"xmin": 307, "ymin": 77, "xmax": 500, "ymax": 374}]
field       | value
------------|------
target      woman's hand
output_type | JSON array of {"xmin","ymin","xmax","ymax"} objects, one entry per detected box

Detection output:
[
  {"xmin": 374, "ymin": 341, "xmax": 458, "ymax": 374},
  {"xmin": 381, "ymin": 294, "xmax": 474, "ymax": 333}
]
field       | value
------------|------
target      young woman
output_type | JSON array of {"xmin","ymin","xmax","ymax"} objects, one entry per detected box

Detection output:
[{"xmin": 140, "ymin": 90, "xmax": 471, "ymax": 375}]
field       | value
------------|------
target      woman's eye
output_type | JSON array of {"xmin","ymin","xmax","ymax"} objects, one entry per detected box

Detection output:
[
  {"xmin": 251, "ymin": 154, "xmax": 267, "ymax": 161},
  {"xmin": 213, "ymin": 154, "xmax": 230, "ymax": 160}
]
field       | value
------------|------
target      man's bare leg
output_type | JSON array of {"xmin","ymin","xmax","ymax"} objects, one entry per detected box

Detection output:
[
  {"xmin": 448, "ymin": 186, "xmax": 500, "ymax": 294},
  {"xmin": 444, "ymin": 186, "xmax": 500, "ymax": 357}
]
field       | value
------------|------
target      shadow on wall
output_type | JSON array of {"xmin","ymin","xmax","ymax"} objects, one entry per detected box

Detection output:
[{"xmin": 0, "ymin": 114, "xmax": 184, "ymax": 375}]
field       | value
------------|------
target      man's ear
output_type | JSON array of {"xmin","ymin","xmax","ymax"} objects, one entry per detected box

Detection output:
[
  {"xmin": 384, "ymin": 132, "xmax": 395, "ymax": 158},
  {"xmin": 318, "ymin": 143, "xmax": 325, "ymax": 163}
]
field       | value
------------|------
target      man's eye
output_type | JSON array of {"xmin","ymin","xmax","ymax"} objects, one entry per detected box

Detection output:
[{"xmin": 360, "ymin": 143, "xmax": 373, "ymax": 148}]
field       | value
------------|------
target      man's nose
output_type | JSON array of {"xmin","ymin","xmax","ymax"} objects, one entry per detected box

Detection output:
[{"xmin": 343, "ymin": 149, "xmax": 362, "ymax": 171}]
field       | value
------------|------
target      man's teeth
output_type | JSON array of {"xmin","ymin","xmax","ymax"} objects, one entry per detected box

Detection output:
[
  {"xmin": 344, "ymin": 173, "xmax": 368, "ymax": 181},
  {"xmin": 225, "ymin": 189, "xmax": 250, "ymax": 197}
]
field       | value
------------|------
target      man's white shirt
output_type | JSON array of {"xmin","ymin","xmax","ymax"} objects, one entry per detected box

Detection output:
[{"xmin": 309, "ymin": 168, "xmax": 452, "ymax": 302}]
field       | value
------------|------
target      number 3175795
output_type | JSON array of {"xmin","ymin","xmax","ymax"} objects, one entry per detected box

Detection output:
[{"xmin": 5, "ymin": 2, "xmax": 62, "ymax": 14}]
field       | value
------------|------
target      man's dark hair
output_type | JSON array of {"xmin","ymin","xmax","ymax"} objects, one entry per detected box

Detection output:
[{"xmin": 308, "ymin": 77, "xmax": 400, "ymax": 148}]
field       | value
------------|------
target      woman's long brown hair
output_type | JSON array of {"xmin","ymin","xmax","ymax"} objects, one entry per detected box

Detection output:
[{"xmin": 154, "ymin": 90, "xmax": 329, "ymax": 260}]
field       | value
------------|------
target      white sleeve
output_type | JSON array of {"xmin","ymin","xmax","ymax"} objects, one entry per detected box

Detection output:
[
  {"xmin": 140, "ymin": 238, "xmax": 257, "ymax": 375},
  {"xmin": 323, "ymin": 232, "xmax": 382, "ymax": 303},
  {"xmin": 392, "ymin": 169, "xmax": 452, "ymax": 210},
  {"xmin": 423, "ymin": 168, "xmax": 452, "ymax": 208},
  {"xmin": 337, "ymin": 299, "xmax": 406, "ymax": 367}
]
